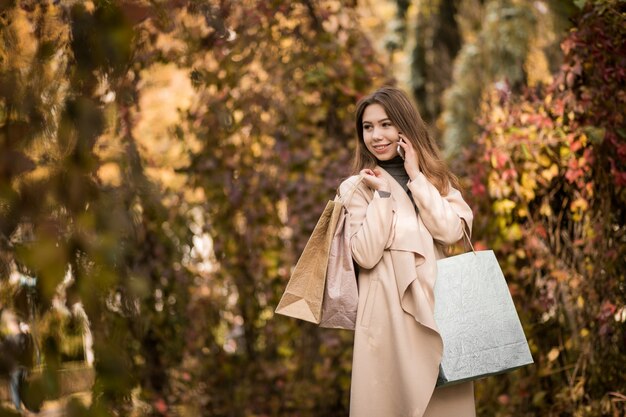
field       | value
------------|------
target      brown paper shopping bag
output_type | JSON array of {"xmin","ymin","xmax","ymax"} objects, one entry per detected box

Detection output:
[
  {"xmin": 276, "ymin": 177, "xmax": 362, "ymax": 326},
  {"xmin": 275, "ymin": 199, "xmax": 344, "ymax": 324}
]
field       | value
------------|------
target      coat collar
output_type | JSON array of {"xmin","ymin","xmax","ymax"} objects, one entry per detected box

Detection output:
[{"xmin": 376, "ymin": 165, "xmax": 427, "ymax": 259}]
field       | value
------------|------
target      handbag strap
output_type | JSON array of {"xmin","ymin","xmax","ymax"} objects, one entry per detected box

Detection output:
[{"xmin": 461, "ymin": 223, "xmax": 476, "ymax": 254}]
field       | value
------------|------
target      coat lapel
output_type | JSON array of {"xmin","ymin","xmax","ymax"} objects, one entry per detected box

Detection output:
[
  {"xmin": 377, "ymin": 166, "xmax": 427, "ymax": 260},
  {"xmin": 377, "ymin": 166, "xmax": 440, "ymax": 331}
]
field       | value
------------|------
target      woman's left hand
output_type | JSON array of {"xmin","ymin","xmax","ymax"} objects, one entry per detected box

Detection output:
[{"xmin": 398, "ymin": 134, "xmax": 421, "ymax": 180}]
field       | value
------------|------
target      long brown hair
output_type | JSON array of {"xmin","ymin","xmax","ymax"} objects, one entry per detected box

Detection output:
[{"xmin": 352, "ymin": 86, "xmax": 459, "ymax": 194}]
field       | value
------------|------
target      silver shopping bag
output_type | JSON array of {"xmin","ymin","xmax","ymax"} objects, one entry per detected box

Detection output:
[{"xmin": 434, "ymin": 249, "xmax": 533, "ymax": 387}]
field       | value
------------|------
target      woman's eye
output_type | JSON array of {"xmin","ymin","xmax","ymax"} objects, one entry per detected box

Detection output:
[{"xmin": 383, "ymin": 122, "xmax": 391, "ymax": 128}]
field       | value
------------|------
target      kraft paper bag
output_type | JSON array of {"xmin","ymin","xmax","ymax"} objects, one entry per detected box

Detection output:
[
  {"xmin": 319, "ymin": 204, "xmax": 358, "ymax": 330},
  {"xmin": 434, "ymin": 250, "xmax": 534, "ymax": 387},
  {"xmin": 276, "ymin": 177, "xmax": 362, "ymax": 327},
  {"xmin": 275, "ymin": 199, "xmax": 344, "ymax": 324}
]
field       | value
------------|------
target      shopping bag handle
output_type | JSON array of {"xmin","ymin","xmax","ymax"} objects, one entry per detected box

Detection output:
[{"xmin": 461, "ymin": 222, "xmax": 476, "ymax": 254}]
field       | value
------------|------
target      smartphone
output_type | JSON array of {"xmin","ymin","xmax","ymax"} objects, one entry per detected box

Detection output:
[{"xmin": 397, "ymin": 136, "xmax": 405, "ymax": 160}]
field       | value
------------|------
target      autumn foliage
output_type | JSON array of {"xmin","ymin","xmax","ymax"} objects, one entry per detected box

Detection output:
[
  {"xmin": 462, "ymin": 2, "xmax": 626, "ymax": 415},
  {"xmin": 0, "ymin": 0, "xmax": 625, "ymax": 416},
  {"xmin": 1, "ymin": 1, "xmax": 383, "ymax": 415}
]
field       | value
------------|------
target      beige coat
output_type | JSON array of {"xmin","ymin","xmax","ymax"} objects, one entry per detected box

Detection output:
[{"xmin": 339, "ymin": 167, "xmax": 475, "ymax": 417}]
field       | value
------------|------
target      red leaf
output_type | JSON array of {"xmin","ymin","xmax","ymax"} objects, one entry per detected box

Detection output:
[
  {"xmin": 154, "ymin": 398, "xmax": 168, "ymax": 414},
  {"xmin": 535, "ymin": 225, "xmax": 547, "ymax": 239},
  {"xmin": 614, "ymin": 171, "xmax": 626, "ymax": 187},
  {"xmin": 565, "ymin": 168, "xmax": 583, "ymax": 182},
  {"xmin": 570, "ymin": 138, "xmax": 583, "ymax": 153}
]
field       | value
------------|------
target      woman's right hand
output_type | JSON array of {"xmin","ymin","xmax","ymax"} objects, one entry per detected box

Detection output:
[{"xmin": 360, "ymin": 169, "xmax": 390, "ymax": 192}]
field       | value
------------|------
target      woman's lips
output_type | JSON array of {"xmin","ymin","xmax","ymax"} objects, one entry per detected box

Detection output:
[{"xmin": 373, "ymin": 143, "xmax": 391, "ymax": 153}]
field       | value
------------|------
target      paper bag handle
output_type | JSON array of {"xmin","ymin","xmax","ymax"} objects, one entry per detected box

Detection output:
[{"xmin": 461, "ymin": 222, "xmax": 476, "ymax": 254}]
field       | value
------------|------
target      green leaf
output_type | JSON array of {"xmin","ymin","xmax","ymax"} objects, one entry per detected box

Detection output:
[{"xmin": 583, "ymin": 126, "xmax": 606, "ymax": 143}]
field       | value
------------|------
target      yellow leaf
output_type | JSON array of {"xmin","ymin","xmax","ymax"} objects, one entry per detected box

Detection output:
[
  {"xmin": 492, "ymin": 106, "xmax": 506, "ymax": 123},
  {"xmin": 520, "ymin": 172, "xmax": 537, "ymax": 201},
  {"xmin": 506, "ymin": 223, "xmax": 523, "ymax": 241},
  {"xmin": 580, "ymin": 328, "xmax": 589, "ymax": 338},
  {"xmin": 493, "ymin": 199, "xmax": 516, "ymax": 215},
  {"xmin": 547, "ymin": 347, "xmax": 560, "ymax": 362},
  {"xmin": 251, "ymin": 142, "xmax": 262, "ymax": 158},
  {"xmin": 551, "ymin": 270, "xmax": 569, "ymax": 281},
  {"xmin": 570, "ymin": 198, "xmax": 588, "ymax": 222},
  {"xmin": 540, "ymin": 201, "xmax": 553, "ymax": 217},
  {"xmin": 280, "ymin": 37, "xmax": 293, "ymax": 48},
  {"xmin": 545, "ymin": 93, "xmax": 552, "ymax": 105},
  {"xmin": 98, "ymin": 162, "xmax": 122, "ymax": 187},
  {"xmin": 541, "ymin": 164, "xmax": 559, "ymax": 182},
  {"xmin": 488, "ymin": 172, "xmax": 512, "ymax": 198},
  {"xmin": 537, "ymin": 154, "xmax": 551, "ymax": 167},
  {"xmin": 565, "ymin": 338, "xmax": 573, "ymax": 350},
  {"xmin": 322, "ymin": 15, "xmax": 339, "ymax": 33}
]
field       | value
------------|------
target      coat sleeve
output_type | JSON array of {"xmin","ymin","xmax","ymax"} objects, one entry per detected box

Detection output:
[
  {"xmin": 340, "ymin": 178, "xmax": 394, "ymax": 270},
  {"xmin": 407, "ymin": 172, "xmax": 473, "ymax": 245}
]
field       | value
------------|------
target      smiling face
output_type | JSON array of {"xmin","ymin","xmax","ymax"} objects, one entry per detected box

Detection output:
[{"xmin": 361, "ymin": 103, "xmax": 400, "ymax": 161}]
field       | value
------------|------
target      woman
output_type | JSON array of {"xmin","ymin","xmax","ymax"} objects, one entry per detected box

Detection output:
[{"xmin": 339, "ymin": 86, "xmax": 475, "ymax": 417}]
